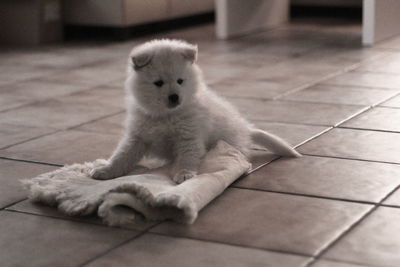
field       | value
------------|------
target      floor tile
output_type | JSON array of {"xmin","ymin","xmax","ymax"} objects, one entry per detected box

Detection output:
[
  {"xmin": 323, "ymin": 207, "xmax": 400, "ymax": 267},
  {"xmin": 0, "ymin": 159, "xmax": 56, "ymax": 209},
  {"xmin": 75, "ymin": 113, "xmax": 125, "ymax": 135},
  {"xmin": 87, "ymin": 233, "xmax": 309, "ymax": 267},
  {"xmin": 384, "ymin": 189, "xmax": 400, "ymax": 207},
  {"xmin": 0, "ymin": 130, "xmax": 119, "ymax": 165},
  {"xmin": 0, "ymin": 87, "xmax": 123, "ymax": 130},
  {"xmin": 380, "ymin": 94, "xmax": 400, "ymax": 108},
  {"xmin": 41, "ymin": 63, "xmax": 126, "ymax": 87},
  {"xmin": 342, "ymin": 107, "xmax": 400, "ymax": 132},
  {"xmin": 312, "ymin": 259, "xmax": 370, "ymax": 267},
  {"xmin": 0, "ymin": 79, "xmax": 90, "ymax": 112},
  {"xmin": 323, "ymin": 72, "xmax": 400, "ymax": 90},
  {"xmin": 0, "ymin": 123, "xmax": 56, "ymax": 149},
  {"xmin": 229, "ymin": 98, "xmax": 365, "ymax": 126},
  {"xmin": 210, "ymin": 80, "xmax": 294, "ymax": 100},
  {"xmin": 0, "ymin": 64, "xmax": 58, "ymax": 85},
  {"xmin": 151, "ymin": 188, "xmax": 371, "ymax": 256},
  {"xmin": 254, "ymin": 121, "xmax": 330, "ymax": 147},
  {"xmin": 0, "ymin": 210, "xmax": 139, "ymax": 267},
  {"xmin": 0, "ymin": 49, "xmax": 109, "ymax": 70},
  {"xmin": 235, "ymin": 155, "xmax": 400, "ymax": 203},
  {"xmin": 199, "ymin": 62, "xmax": 252, "ymax": 84},
  {"xmin": 356, "ymin": 53, "xmax": 400, "ymax": 74},
  {"xmin": 376, "ymin": 35, "xmax": 400, "ymax": 50},
  {"xmin": 0, "ymin": 78, "xmax": 90, "ymax": 107},
  {"xmin": 7, "ymin": 200, "xmax": 156, "ymax": 231},
  {"xmin": 299, "ymin": 128, "xmax": 400, "ymax": 164},
  {"xmin": 281, "ymin": 84, "xmax": 398, "ymax": 106}
]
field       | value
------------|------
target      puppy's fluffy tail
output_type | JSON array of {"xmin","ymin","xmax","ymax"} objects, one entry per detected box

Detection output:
[{"xmin": 250, "ymin": 128, "xmax": 301, "ymax": 157}]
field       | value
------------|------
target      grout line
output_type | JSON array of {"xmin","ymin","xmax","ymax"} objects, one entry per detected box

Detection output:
[
  {"xmin": 0, "ymin": 156, "xmax": 63, "ymax": 167},
  {"xmin": 79, "ymin": 222, "xmax": 163, "ymax": 267},
  {"xmin": 332, "ymin": 106, "xmax": 371, "ymax": 127},
  {"xmin": 338, "ymin": 126, "xmax": 400, "ymax": 134},
  {"xmin": 67, "ymin": 110, "xmax": 125, "ymax": 131},
  {"xmin": 352, "ymin": 69, "xmax": 400, "ymax": 75},
  {"xmin": 300, "ymin": 153, "xmax": 400, "ymax": 166},
  {"xmin": 0, "ymin": 198, "xmax": 27, "ymax": 211},
  {"xmin": 320, "ymin": 82, "xmax": 400, "ymax": 91},
  {"xmin": 376, "ymin": 105, "xmax": 400, "ymax": 110},
  {"xmin": 232, "ymin": 186, "xmax": 376, "ymax": 206},
  {"xmin": 252, "ymin": 119, "xmax": 333, "ymax": 127},
  {"xmin": 293, "ymin": 127, "xmax": 333, "ymax": 149},
  {"xmin": 148, "ymin": 230, "xmax": 312, "ymax": 258},
  {"xmin": 380, "ymin": 203, "xmax": 400, "ymax": 209},
  {"xmin": 306, "ymin": 183, "xmax": 400, "ymax": 267},
  {"xmin": 309, "ymin": 257, "xmax": 379, "ymax": 267},
  {"xmin": 273, "ymin": 60, "xmax": 370, "ymax": 101},
  {"xmin": 0, "ymin": 110, "xmax": 123, "ymax": 151},
  {"xmin": 0, "ymin": 129, "xmax": 62, "ymax": 150},
  {"xmin": 0, "ymin": 81, "xmax": 104, "ymax": 115},
  {"xmin": 2, "ymin": 208, "xmax": 137, "ymax": 230}
]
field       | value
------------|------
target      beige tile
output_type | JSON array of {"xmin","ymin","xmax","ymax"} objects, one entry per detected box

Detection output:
[
  {"xmin": 356, "ymin": 53, "xmax": 400, "ymax": 74},
  {"xmin": 323, "ymin": 207, "xmax": 400, "ymax": 267},
  {"xmin": 384, "ymin": 189, "xmax": 400, "ymax": 207},
  {"xmin": 1, "ymin": 78, "xmax": 90, "ymax": 100},
  {"xmin": 380, "ymin": 95, "xmax": 400, "ymax": 108},
  {"xmin": 0, "ymin": 49, "xmax": 106, "ymax": 69},
  {"xmin": 0, "ymin": 64, "xmax": 58, "ymax": 85},
  {"xmin": 312, "ymin": 259, "xmax": 370, "ymax": 267},
  {"xmin": 7, "ymin": 200, "xmax": 156, "ymax": 231},
  {"xmin": 254, "ymin": 121, "xmax": 330, "ymax": 147},
  {"xmin": 0, "ymin": 211, "xmax": 139, "ymax": 267},
  {"xmin": 0, "ymin": 159, "xmax": 56, "ymax": 208},
  {"xmin": 210, "ymin": 80, "xmax": 294, "ymax": 100},
  {"xmin": 0, "ymin": 123, "xmax": 56, "ymax": 149},
  {"xmin": 199, "ymin": 62, "xmax": 251, "ymax": 84},
  {"xmin": 229, "ymin": 98, "xmax": 365, "ymax": 126},
  {"xmin": 0, "ymin": 79, "xmax": 90, "ymax": 112},
  {"xmin": 0, "ymin": 130, "xmax": 119, "ymax": 165},
  {"xmin": 323, "ymin": 72, "xmax": 400, "ymax": 90},
  {"xmin": 0, "ymin": 87, "xmax": 124, "ymax": 130},
  {"xmin": 236, "ymin": 156, "xmax": 400, "ymax": 202},
  {"xmin": 376, "ymin": 35, "xmax": 400, "ymax": 50},
  {"xmin": 75, "ymin": 113, "xmax": 125, "ymax": 135},
  {"xmin": 342, "ymin": 107, "xmax": 400, "ymax": 132},
  {"xmin": 42, "ymin": 64, "xmax": 126, "ymax": 87},
  {"xmin": 282, "ymin": 85, "xmax": 398, "ymax": 106},
  {"xmin": 87, "ymin": 233, "xmax": 309, "ymax": 267},
  {"xmin": 151, "ymin": 188, "xmax": 371, "ymax": 256},
  {"xmin": 299, "ymin": 128, "xmax": 400, "ymax": 164}
]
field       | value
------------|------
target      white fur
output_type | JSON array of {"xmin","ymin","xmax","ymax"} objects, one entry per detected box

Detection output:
[{"xmin": 91, "ymin": 39, "xmax": 300, "ymax": 183}]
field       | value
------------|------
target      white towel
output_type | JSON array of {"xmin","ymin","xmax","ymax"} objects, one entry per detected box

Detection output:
[{"xmin": 22, "ymin": 141, "xmax": 252, "ymax": 226}]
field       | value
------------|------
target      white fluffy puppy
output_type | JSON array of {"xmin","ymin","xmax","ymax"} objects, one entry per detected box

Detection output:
[{"xmin": 91, "ymin": 39, "xmax": 300, "ymax": 183}]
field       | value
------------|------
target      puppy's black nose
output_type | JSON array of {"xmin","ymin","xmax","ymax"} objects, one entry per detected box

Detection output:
[{"xmin": 168, "ymin": 94, "xmax": 179, "ymax": 105}]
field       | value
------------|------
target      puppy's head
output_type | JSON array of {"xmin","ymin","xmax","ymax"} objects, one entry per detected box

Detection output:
[{"xmin": 126, "ymin": 39, "xmax": 200, "ymax": 115}]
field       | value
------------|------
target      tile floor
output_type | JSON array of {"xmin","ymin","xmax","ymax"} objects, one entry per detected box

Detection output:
[{"xmin": 1, "ymin": 18, "xmax": 400, "ymax": 267}]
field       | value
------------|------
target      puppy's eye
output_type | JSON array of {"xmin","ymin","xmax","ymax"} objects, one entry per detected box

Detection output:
[
  {"xmin": 153, "ymin": 80, "xmax": 164, "ymax": 87},
  {"xmin": 177, "ymin": 78, "xmax": 184, "ymax": 85}
]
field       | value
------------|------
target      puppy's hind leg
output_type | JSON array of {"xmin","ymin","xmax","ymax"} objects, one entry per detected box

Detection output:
[{"xmin": 250, "ymin": 128, "xmax": 301, "ymax": 157}]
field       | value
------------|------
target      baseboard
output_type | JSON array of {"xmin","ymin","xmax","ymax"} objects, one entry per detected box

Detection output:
[
  {"xmin": 64, "ymin": 12, "xmax": 215, "ymax": 41},
  {"xmin": 291, "ymin": 5, "xmax": 362, "ymax": 19}
]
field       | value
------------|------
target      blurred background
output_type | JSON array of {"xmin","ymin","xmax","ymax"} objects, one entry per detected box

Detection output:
[{"xmin": 1, "ymin": 1, "xmax": 400, "ymax": 267}]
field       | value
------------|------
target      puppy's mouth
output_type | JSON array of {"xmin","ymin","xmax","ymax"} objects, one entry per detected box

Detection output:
[{"xmin": 167, "ymin": 93, "xmax": 180, "ymax": 109}]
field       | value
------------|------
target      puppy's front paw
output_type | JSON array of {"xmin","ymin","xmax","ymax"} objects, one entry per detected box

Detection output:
[
  {"xmin": 90, "ymin": 165, "xmax": 119, "ymax": 180},
  {"xmin": 173, "ymin": 169, "xmax": 196, "ymax": 184}
]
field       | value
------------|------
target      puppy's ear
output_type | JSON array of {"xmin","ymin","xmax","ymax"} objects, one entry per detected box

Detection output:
[
  {"xmin": 181, "ymin": 45, "xmax": 198, "ymax": 64},
  {"xmin": 131, "ymin": 51, "xmax": 152, "ymax": 70}
]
